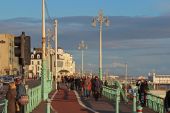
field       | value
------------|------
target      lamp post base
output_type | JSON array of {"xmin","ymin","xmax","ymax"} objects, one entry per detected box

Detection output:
[
  {"xmin": 42, "ymin": 60, "xmax": 48, "ymax": 101},
  {"xmin": 99, "ymin": 68, "xmax": 102, "ymax": 80}
]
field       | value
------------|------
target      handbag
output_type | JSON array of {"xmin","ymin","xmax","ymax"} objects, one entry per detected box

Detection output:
[{"xmin": 18, "ymin": 95, "xmax": 29, "ymax": 105}]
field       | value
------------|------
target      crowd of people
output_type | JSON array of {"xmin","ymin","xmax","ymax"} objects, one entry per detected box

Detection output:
[
  {"xmin": 5, "ymin": 78, "xmax": 28, "ymax": 113},
  {"xmin": 61, "ymin": 75, "xmax": 104, "ymax": 101},
  {"xmin": 3, "ymin": 74, "xmax": 170, "ymax": 113}
]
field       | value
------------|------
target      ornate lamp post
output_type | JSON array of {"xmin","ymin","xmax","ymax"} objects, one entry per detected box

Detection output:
[
  {"xmin": 42, "ymin": 0, "xmax": 48, "ymax": 100},
  {"xmin": 92, "ymin": 10, "xmax": 109, "ymax": 80},
  {"xmin": 125, "ymin": 63, "xmax": 128, "ymax": 96},
  {"xmin": 78, "ymin": 40, "xmax": 87, "ymax": 76}
]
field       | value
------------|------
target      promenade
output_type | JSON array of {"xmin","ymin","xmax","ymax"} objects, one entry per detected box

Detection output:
[{"xmin": 32, "ymin": 83, "xmax": 156, "ymax": 113}]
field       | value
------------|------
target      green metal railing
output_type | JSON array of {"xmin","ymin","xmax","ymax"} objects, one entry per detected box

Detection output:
[
  {"xmin": 102, "ymin": 86, "xmax": 120, "ymax": 113},
  {"xmin": 146, "ymin": 92, "xmax": 164, "ymax": 113},
  {"xmin": 25, "ymin": 79, "xmax": 52, "ymax": 113},
  {"xmin": 25, "ymin": 84, "xmax": 42, "ymax": 113},
  {"xmin": 106, "ymin": 80, "xmax": 128, "ymax": 102},
  {"xmin": 0, "ymin": 99, "xmax": 8, "ymax": 113}
]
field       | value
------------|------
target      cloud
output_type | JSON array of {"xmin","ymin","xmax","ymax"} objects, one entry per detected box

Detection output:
[
  {"xmin": 1, "ymin": 16, "xmax": 170, "ymax": 50},
  {"xmin": 1, "ymin": 16, "xmax": 170, "ymax": 75},
  {"xmin": 112, "ymin": 62, "xmax": 126, "ymax": 68},
  {"xmin": 155, "ymin": 1, "xmax": 170, "ymax": 15}
]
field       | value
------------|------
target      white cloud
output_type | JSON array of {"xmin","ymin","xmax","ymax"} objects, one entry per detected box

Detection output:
[{"xmin": 112, "ymin": 62, "xmax": 126, "ymax": 68}]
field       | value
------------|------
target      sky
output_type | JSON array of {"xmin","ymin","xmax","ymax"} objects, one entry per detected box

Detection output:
[{"xmin": 1, "ymin": 0, "xmax": 170, "ymax": 76}]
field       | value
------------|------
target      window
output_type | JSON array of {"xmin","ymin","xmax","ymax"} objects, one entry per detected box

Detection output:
[
  {"xmin": 31, "ymin": 54, "xmax": 34, "ymax": 59},
  {"xmin": 32, "ymin": 61, "xmax": 34, "ymax": 65},
  {"xmin": 37, "ymin": 54, "xmax": 40, "ymax": 59},
  {"xmin": 37, "ymin": 66, "xmax": 39, "ymax": 71},
  {"xmin": 37, "ymin": 61, "xmax": 40, "ymax": 65},
  {"xmin": 54, "ymin": 61, "xmax": 56, "ymax": 67}
]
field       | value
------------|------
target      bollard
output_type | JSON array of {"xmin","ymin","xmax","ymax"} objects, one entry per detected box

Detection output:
[
  {"xmin": 136, "ymin": 105, "xmax": 143, "ymax": 113},
  {"xmin": 132, "ymin": 92, "xmax": 136, "ymax": 113},
  {"xmin": 116, "ymin": 89, "xmax": 120, "ymax": 113},
  {"xmin": 46, "ymin": 98, "xmax": 51, "ymax": 113}
]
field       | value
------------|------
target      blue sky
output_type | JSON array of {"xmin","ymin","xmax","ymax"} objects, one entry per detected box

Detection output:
[
  {"xmin": 1, "ymin": 0, "xmax": 170, "ymax": 76},
  {"xmin": 1, "ymin": 0, "xmax": 170, "ymax": 19}
]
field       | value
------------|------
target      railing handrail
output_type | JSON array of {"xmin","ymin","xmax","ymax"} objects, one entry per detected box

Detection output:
[
  {"xmin": 146, "ymin": 92, "xmax": 165, "ymax": 113},
  {"xmin": 103, "ymin": 85, "xmax": 166, "ymax": 113}
]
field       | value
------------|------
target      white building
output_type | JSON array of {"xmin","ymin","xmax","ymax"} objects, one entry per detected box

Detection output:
[
  {"xmin": 51, "ymin": 48, "xmax": 75, "ymax": 77},
  {"xmin": 28, "ymin": 48, "xmax": 75, "ymax": 79},
  {"xmin": 148, "ymin": 72, "xmax": 170, "ymax": 84},
  {"xmin": 28, "ymin": 49, "xmax": 42, "ymax": 78}
]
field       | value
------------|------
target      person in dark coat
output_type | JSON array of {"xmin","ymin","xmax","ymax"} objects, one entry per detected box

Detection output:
[
  {"xmin": 15, "ymin": 78, "xmax": 26, "ymax": 113},
  {"xmin": 164, "ymin": 90, "xmax": 170, "ymax": 113},
  {"xmin": 94, "ymin": 76, "xmax": 100, "ymax": 101},
  {"xmin": 6, "ymin": 82, "xmax": 17, "ymax": 113}
]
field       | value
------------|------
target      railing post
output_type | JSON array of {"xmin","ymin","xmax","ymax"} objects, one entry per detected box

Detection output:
[
  {"xmin": 46, "ymin": 98, "xmax": 51, "ymax": 113},
  {"xmin": 4, "ymin": 99, "xmax": 8, "ymax": 113},
  {"xmin": 133, "ymin": 92, "xmax": 137, "ymax": 113},
  {"xmin": 116, "ymin": 88, "xmax": 120, "ymax": 113},
  {"xmin": 137, "ymin": 105, "xmax": 143, "ymax": 113}
]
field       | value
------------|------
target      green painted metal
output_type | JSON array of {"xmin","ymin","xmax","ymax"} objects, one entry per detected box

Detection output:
[
  {"xmin": 42, "ymin": 60, "xmax": 49, "ymax": 101},
  {"xmin": 103, "ymin": 80, "xmax": 165, "ymax": 113},
  {"xmin": 4, "ymin": 99, "xmax": 7, "ymax": 113},
  {"xmin": 112, "ymin": 80, "xmax": 128, "ymax": 102},
  {"xmin": 25, "ymin": 85, "xmax": 42, "ymax": 113},
  {"xmin": 102, "ymin": 86, "xmax": 117, "ymax": 100},
  {"xmin": 146, "ymin": 93, "xmax": 164, "ymax": 113},
  {"xmin": 0, "ymin": 99, "xmax": 8, "ymax": 113},
  {"xmin": 46, "ymin": 99, "xmax": 51, "ymax": 113},
  {"xmin": 2, "ymin": 58, "xmax": 53, "ymax": 113},
  {"xmin": 137, "ymin": 105, "xmax": 143, "ymax": 113},
  {"xmin": 102, "ymin": 86, "xmax": 120, "ymax": 113},
  {"xmin": 116, "ymin": 89, "xmax": 120, "ymax": 113},
  {"xmin": 99, "ymin": 67, "xmax": 102, "ymax": 80},
  {"xmin": 133, "ymin": 92, "xmax": 137, "ymax": 113}
]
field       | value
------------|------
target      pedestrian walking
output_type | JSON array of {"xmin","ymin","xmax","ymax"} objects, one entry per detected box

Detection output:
[
  {"xmin": 94, "ymin": 76, "xmax": 100, "ymax": 101},
  {"xmin": 15, "ymin": 78, "xmax": 28, "ymax": 113},
  {"xmin": 6, "ymin": 82, "xmax": 17, "ymax": 113},
  {"xmin": 164, "ymin": 90, "xmax": 170, "ymax": 113},
  {"xmin": 84, "ymin": 76, "xmax": 91, "ymax": 99}
]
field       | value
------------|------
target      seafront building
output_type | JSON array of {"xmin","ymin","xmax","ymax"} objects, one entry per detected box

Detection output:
[
  {"xmin": 0, "ymin": 34, "xmax": 19, "ymax": 76},
  {"xmin": 28, "ymin": 48, "xmax": 75, "ymax": 79},
  {"xmin": 148, "ymin": 72, "xmax": 170, "ymax": 89},
  {"xmin": 28, "ymin": 49, "xmax": 42, "ymax": 78},
  {"xmin": 148, "ymin": 72, "xmax": 170, "ymax": 84}
]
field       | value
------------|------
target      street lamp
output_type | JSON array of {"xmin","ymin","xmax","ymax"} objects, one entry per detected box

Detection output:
[
  {"xmin": 125, "ymin": 63, "xmax": 128, "ymax": 97},
  {"xmin": 78, "ymin": 40, "xmax": 87, "ymax": 77},
  {"xmin": 92, "ymin": 10, "xmax": 109, "ymax": 80},
  {"xmin": 42, "ymin": 0, "xmax": 48, "ymax": 100}
]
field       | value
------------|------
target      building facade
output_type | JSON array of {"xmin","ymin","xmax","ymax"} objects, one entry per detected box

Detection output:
[
  {"xmin": 0, "ymin": 34, "xmax": 19, "ymax": 76},
  {"xmin": 28, "ymin": 50, "xmax": 42, "ymax": 78},
  {"xmin": 51, "ymin": 48, "xmax": 75, "ymax": 76},
  {"xmin": 148, "ymin": 72, "xmax": 170, "ymax": 84},
  {"xmin": 28, "ymin": 48, "xmax": 75, "ymax": 79}
]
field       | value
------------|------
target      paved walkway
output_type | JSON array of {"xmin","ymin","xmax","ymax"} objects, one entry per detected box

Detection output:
[
  {"xmin": 32, "ymin": 84, "xmax": 157, "ymax": 113},
  {"xmin": 32, "ymin": 84, "xmax": 94, "ymax": 113}
]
